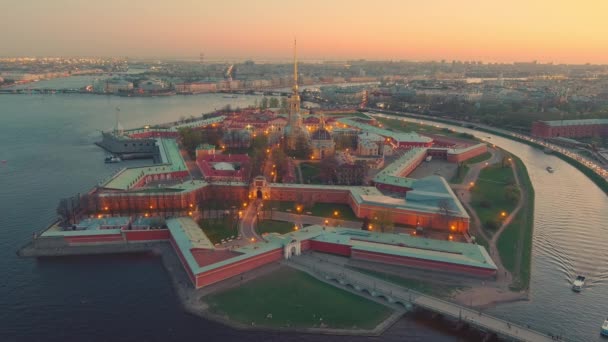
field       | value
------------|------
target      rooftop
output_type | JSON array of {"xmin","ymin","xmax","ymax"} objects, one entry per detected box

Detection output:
[
  {"xmin": 102, "ymin": 138, "xmax": 188, "ymax": 190},
  {"xmin": 540, "ymin": 119, "xmax": 608, "ymax": 127}
]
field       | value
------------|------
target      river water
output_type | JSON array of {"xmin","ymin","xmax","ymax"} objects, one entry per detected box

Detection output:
[{"xmin": 0, "ymin": 90, "xmax": 605, "ymax": 341}]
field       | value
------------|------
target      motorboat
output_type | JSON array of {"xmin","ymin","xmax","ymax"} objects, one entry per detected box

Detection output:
[
  {"xmin": 601, "ymin": 318, "xmax": 608, "ymax": 336},
  {"xmin": 104, "ymin": 155, "xmax": 121, "ymax": 163},
  {"xmin": 572, "ymin": 275, "xmax": 585, "ymax": 292},
  {"xmin": 546, "ymin": 166, "xmax": 555, "ymax": 173}
]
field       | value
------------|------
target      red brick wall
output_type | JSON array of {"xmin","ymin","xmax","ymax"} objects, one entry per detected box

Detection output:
[
  {"xmin": 65, "ymin": 234, "xmax": 124, "ymax": 244},
  {"xmin": 170, "ymin": 236, "xmax": 196, "ymax": 286},
  {"xmin": 195, "ymin": 249, "xmax": 282, "ymax": 288},
  {"xmin": 351, "ymin": 249, "xmax": 496, "ymax": 277},
  {"xmin": 447, "ymin": 144, "xmax": 488, "ymax": 163},
  {"xmin": 309, "ymin": 240, "xmax": 352, "ymax": 256},
  {"xmin": 122, "ymin": 229, "xmax": 170, "ymax": 241}
]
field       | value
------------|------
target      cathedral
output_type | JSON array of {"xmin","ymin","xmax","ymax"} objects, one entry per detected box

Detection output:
[
  {"xmin": 284, "ymin": 39, "xmax": 310, "ymax": 150},
  {"xmin": 310, "ymin": 113, "xmax": 335, "ymax": 159}
]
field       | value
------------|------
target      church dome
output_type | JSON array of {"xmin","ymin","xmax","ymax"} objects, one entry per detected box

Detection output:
[{"xmin": 311, "ymin": 128, "xmax": 332, "ymax": 140}]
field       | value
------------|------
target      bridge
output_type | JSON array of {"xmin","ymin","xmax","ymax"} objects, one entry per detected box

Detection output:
[{"xmin": 287, "ymin": 253, "xmax": 560, "ymax": 342}]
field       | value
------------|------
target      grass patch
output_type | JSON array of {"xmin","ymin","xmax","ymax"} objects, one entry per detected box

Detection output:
[
  {"xmin": 266, "ymin": 201, "xmax": 360, "ymax": 221},
  {"xmin": 197, "ymin": 218, "xmax": 238, "ymax": 244},
  {"xmin": 257, "ymin": 220, "xmax": 296, "ymax": 235},
  {"xmin": 465, "ymin": 151, "xmax": 492, "ymax": 164},
  {"xmin": 349, "ymin": 267, "xmax": 466, "ymax": 299},
  {"xmin": 496, "ymin": 156, "xmax": 534, "ymax": 291},
  {"xmin": 470, "ymin": 164, "xmax": 518, "ymax": 232},
  {"xmin": 205, "ymin": 267, "xmax": 392, "ymax": 329},
  {"xmin": 300, "ymin": 162, "xmax": 322, "ymax": 184}
]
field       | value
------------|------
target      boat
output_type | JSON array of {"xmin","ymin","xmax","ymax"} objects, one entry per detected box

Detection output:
[
  {"xmin": 572, "ymin": 275, "xmax": 585, "ymax": 292},
  {"xmin": 104, "ymin": 155, "xmax": 121, "ymax": 163},
  {"xmin": 601, "ymin": 318, "xmax": 608, "ymax": 336},
  {"xmin": 546, "ymin": 166, "xmax": 555, "ymax": 173},
  {"xmin": 223, "ymin": 94, "xmax": 238, "ymax": 98}
]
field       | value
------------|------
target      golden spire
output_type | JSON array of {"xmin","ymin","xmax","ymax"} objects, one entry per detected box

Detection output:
[{"xmin": 293, "ymin": 38, "xmax": 298, "ymax": 93}]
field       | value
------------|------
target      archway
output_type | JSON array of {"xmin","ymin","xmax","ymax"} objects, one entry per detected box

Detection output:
[{"xmin": 256, "ymin": 188, "xmax": 263, "ymax": 199}]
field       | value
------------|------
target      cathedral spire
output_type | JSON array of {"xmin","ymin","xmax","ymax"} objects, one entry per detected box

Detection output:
[{"xmin": 293, "ymin": 38, "xmax": 298, "ymax": 94}]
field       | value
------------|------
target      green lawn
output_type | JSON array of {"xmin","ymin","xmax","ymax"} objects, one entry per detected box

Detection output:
[
  {"xmin": 205, "ymin": 267, "xmax": 392, "ymax": 329},
  {"xmin": 300, "ymin": 162, "xmax": 322, "ymax": 184},
  {"xmin": 496, "ymin": 156, "xmax": 534, "ymax": 291},
  {"xmin": 465, "ymin": 151, "xmax": 492, "ymax": 164},
  {"xmin": 257, "ymin": 220, "xmax": 296, "ymax": 235},
  {"xmin": 266, "ymin": 201, "xmax": 360, "ymax": 221},
  {"xmin": 349, "ymin": 267, "xmax": 466, "ymax": 299},
  {"xmin": 197, "ymin": 218, "xmax": 238, "ymax": 244},
  {"xmin": 470, "ymin": 164, "xmax": 518, "ymax": 232}
]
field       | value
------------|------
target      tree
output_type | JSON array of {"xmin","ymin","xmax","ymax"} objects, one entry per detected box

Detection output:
[
  {"xmin": 291, "ymin": 135, "xmax": 312, "ymax": 159},
  {"xmin": 318, "ymin": 156, "xmax": 339, "ymax": 183},
  {"xmin": 260, "ymin": 97, "xmax": 269, "ymax": 109},
  {"xmin": 504, "ymin": 185, "xmax": 520, "ymax": 203},
  {"xmin": 269, "ymin": 97, "xmax": 280, "ymax": 108},
  {"xmin": 280, "ymin": 97, "xmax": 289, "ymax": 111},
  {"xmin": 361, "ymin": 216, "xmax": 370, "ymax": 230}
]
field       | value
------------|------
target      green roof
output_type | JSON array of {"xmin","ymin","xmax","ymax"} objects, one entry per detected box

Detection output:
[
  {"xmin": 372, "ymin": 148, "xmax": 426, "ymax": 187},
  {"xmin": 312, "ymin": 227, "xmax": 496, "ymax": 270}
]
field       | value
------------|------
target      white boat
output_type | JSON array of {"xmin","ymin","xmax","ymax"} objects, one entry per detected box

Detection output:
[
  {"xmin": 572, "ymin": 275, "xmax": 585, "ymax": 292},
  {"xmin": 546, "ymin": 166, "xmax": 555, "ymax": 173},
  {"xmin": 104, "ymin": 155, "xmax": 121, "ymax": 163},
  {"xmin": 601, "ymin": 318, "xmax": 608, "ymax": 336}
]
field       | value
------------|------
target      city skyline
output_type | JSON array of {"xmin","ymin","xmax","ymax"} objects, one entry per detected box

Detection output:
[{"xmin": 1, "ymin": 0, "xmax": 608, "ymax": 64}]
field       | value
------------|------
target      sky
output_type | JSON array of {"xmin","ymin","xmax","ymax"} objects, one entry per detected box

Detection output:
[{"xmin": 1, "ymin": 0, "xmax": 608, "ymax": 64}]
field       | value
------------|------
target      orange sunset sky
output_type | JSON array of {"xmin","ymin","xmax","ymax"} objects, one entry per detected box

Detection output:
[{"xmin": 1, "ymin": 0, "xmax": 607, "ymax": 64}]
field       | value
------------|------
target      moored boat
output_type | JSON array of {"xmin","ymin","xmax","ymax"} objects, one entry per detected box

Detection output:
[
  {"xmin": 601, "ymin": 318, "xmax": 608, "ymax": 336},
  {"xmin": 104, "ymin": 155, "xmax": 121, "ymax": 163}
]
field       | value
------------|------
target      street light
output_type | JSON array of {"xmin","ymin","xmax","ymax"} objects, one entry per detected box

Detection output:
[
  {"xmin": 500, "ymin": 211, "xmax": 507, "ymax": 217},
  {"xmin": 333, "ymin": 210, "xmax": 339, "ymax": 217}
]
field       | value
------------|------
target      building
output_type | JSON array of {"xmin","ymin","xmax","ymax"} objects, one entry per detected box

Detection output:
[
  {"xmin": 310, "ymin": 115, "xmax": 335, "ymax": 159},
  {"xmin": 35, "ymin": 219, "xmax": 495, "ymax": 291},
  {"xmin": 197, "ymin": 154, "xmax": 250, "ymax": 182},
  {"xmin": 357, "ymin": 132, "xmax": 384, "ymax": 156},
  {"xmin": 531, "ymin": 119, "xmax": 608, "ymax": 138},
  {"xmin": 195, "ymin": 144, "xmax": 216, "ymax": 158},
  {"xmin": 175, "ymin": 82, "xmax": 217, "ymax": 94}
]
